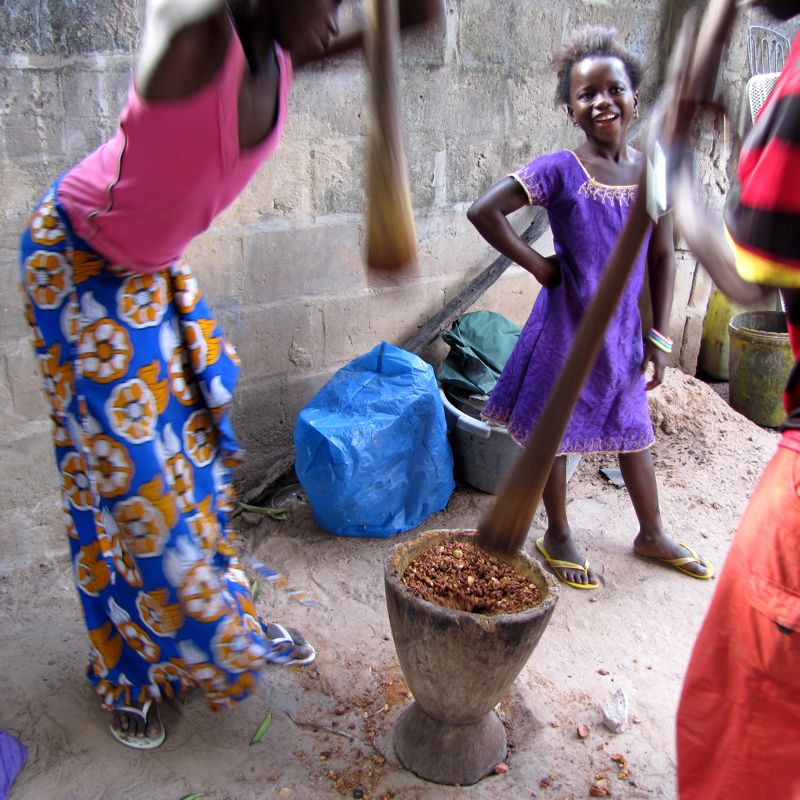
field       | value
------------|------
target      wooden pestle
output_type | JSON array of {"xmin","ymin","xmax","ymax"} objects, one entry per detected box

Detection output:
[
  {"xmin": 476, "ymin": 11, "xmax": 705, "ymax": 556},
  {"xmin": 364, "ymin": 0, "xmax": 418, "ymax": 274}
]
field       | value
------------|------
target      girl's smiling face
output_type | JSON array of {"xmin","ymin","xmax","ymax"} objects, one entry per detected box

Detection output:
[{"xmin": 567, "ymin": 56, "xmax": 637, "ymax": 144}]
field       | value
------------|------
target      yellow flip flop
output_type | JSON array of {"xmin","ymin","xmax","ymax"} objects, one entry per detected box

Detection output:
[
  {"xmin": 644, "ymin": 543, "xmax": 714, "ymax": 580},
  {"xmin": 535, "ymin": 536, "xmax": 599, "ymax": 590}
]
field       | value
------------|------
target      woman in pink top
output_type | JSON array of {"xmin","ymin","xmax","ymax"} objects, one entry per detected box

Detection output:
[{"xmin": 19, "ymin": 0, "xmax": 442, "ymax": 750}]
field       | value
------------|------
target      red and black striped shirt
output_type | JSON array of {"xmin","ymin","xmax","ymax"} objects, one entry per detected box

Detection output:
[{"xmin": 725, "ymin": 32, "xmax": 800, "ymax": 421}]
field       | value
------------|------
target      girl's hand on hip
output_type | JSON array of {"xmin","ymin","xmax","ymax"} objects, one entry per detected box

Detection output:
[
  {"xmin": 641, "ymin": 341, "xmax": 667, "ymax": 391},
  {"xmin": 534, "ymin": 254, "xmax": 562, "ymax": 289}
]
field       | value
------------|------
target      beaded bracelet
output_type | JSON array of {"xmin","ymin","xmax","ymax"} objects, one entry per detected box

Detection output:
[{"xmin": 647, "ymin": 328, "xmax": 673, "ymax": 354}]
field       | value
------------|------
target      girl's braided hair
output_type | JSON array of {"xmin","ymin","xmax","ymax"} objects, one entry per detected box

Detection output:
[{"xmin": 551, "ymin": 26, "xmax": 644, "ymax": 107}]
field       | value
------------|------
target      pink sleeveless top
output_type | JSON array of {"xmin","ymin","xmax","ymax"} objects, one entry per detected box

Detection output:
[{"xmin": 58, "ymin": 29, "xmax": 293, "ymax": 273}]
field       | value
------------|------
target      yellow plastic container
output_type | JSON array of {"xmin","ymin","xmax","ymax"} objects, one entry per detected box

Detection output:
[
  {"xmin": 698, "ymin": 288, "xmax": 743, "ymax": 380},
  {"xmin": 728, "ymin": 311, "xmax": 794, "ymax": 428}
]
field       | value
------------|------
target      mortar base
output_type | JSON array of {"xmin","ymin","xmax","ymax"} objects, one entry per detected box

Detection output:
[{"xmin": 394, "ymin": 701, "xmax": 507, "ymax": 786}]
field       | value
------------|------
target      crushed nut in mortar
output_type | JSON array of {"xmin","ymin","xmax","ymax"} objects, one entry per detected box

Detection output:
[{"xmin": 400, "ymin": 540, "xmax": 543, "ymax": 614}]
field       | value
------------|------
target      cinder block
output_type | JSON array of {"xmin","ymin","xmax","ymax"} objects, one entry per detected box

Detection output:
[
  {"xmin": 414, "ymin": 209, "xmax": 487, "ymax": 277},
  {"xmin": 184, "ymin": 230, "xmax": 246, "ymax": 321},
  {"xmin": 0, "ymin": 164, "xmax": 49, "ymax": 241},
  {"xmin": 214, "ymin": 139, "xmax": 314, "ymax": 228},
  {"xmin": 688, "ymin": 257, "xmax": 713, "ymax": 310},
  {"xmin": 314, "ymin": 290, "xmax": 399, "ymax": 365},
  {"xmin": 458, "ymin": 0, "xmax": 563, "ymax": 70},
  {"xmin": 308, "ymin": 137, "xmax": 368, "ymax": 217},
  {"xmin": 241, "ymin": 218, "xmax": 364, "ymax": 302},
  {"xmin": 290, "ymin": 66, "xmax": 369, "ymax": 141},
  {"xmin": 234, "ymin": 296, "xmax": 324, "ymax": 381},
  {"xmin": 400, "ymin": 68, "xmax": 512, "ymax": 145},
  {"xmin": 61, "ymin": 61, "xmax": 131, "ymax": 158},
  {"xmin": 1, "ymin": 1, "xmax": 139, "ymax": 57},
  {"xmin": 0, "ymin": 67, "xmax": 66, "ymax": 160},
  {"xmin": 1, "ymin": 0, "xmax": 762, "ymax": 576},
  {"xmin": 476, "ymin": 266, "xmax": 539, "ymax": 328},
  {"xmin": 508, "ymin": 72, "xmax": 573, "ymax": 137}
]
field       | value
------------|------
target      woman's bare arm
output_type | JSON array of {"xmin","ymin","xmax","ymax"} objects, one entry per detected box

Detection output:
[
  {"xmin": 641, "ymin": 210, "xmax": 676, "ymax": 389},
  {"xmin": 671, "ymin": 168, "xmax": 773, "ymax": 305},
  {"xmin": 137, "ymin": 0, "xmax": 445, "ymax": 91},
  {"xmin": 315, "ymin": 0, "xmax": 444, "ymax": 63},
  {"xmin": 647, "ymin": 211, "xmax": 676, "ymax": 337},
  {"xmin": 467, "ymin": 178, "xmax": 560, "ymax": 288},
  {"xmin": 136, "ymin": 0, "xmax": 227, "ymax": 89}
]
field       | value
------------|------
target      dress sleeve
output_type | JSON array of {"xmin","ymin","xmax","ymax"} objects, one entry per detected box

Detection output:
[{"xmin": 508, "ymin": 153, "xmax": 558, "ymax": 208}]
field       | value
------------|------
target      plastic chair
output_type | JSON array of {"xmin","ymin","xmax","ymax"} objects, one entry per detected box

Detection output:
[
  {"xmin": 745, "ymin": 27, "xmax": 789, "ymax": 124},
  {"xmin": 748, "ymin": 72, "xmax": 780, "ymax": 122},
  {"xmin": 748, "ymin": 25, "xmax": 790, "ymax": 75}
]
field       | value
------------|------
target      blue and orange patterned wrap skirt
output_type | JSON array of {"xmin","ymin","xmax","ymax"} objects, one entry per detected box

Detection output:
[{"xmin": 19, "ymin": 181, "xmax": 272, "ymax": 711}]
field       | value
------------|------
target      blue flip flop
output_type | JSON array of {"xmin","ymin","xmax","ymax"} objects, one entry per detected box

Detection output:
[{"xmin": 264, "ymin": 623, "xmax": 316, "ymax": 666}]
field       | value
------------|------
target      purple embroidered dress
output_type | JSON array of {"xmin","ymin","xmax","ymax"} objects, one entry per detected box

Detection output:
[{"xmin": 483, "ymin": 150, "xmax": 655, "ymax": 454}]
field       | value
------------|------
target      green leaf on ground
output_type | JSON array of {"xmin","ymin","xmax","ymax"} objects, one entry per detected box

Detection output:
[
  {"xmin": 179, "ymin": 793, "xmax": 207, "ymax": 800},
  {"xmin": 251, "ymin": 581, "xmax": 261, "ymax": 603},
  {"xmin": 237, "ymin": 502, "xmax": 289, "ymax": 520},
  {"xmin": 250, "ymin": 711, "xmax": 273, "ymax": 745}
]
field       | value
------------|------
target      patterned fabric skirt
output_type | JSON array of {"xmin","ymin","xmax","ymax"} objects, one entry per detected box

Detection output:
[{"xmin": 19, "ymin": 181, "xmax": 272, "ymax": 711}]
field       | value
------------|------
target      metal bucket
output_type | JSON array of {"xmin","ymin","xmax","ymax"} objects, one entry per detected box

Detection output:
[{"xmin": 728, "ymin": 310, "xmax": 793, "ymax": 427}]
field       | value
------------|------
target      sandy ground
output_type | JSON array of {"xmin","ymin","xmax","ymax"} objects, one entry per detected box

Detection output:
[{"xmin": 0, "ymin": 369, "xmax": 779, "ymax": 800}]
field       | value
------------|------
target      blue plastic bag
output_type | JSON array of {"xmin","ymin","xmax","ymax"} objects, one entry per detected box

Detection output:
[{"xmin": 295, "ymin": 342, "xmax": 455, "ymax": 537}]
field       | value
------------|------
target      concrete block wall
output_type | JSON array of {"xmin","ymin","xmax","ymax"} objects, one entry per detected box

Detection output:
[{"xmin": 0, "ymin": 0, "xmax": 772, "ymax": 573}]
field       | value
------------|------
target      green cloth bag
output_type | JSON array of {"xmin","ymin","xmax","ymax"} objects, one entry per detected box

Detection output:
[{"xmin": 439, "ymin": 310, "xmax": 521, "ymax": 396}]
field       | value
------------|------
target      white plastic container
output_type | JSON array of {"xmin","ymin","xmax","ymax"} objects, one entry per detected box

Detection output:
[
  {"xmin": 439, "ymin": 388, "xmax": 521, "ymax": 494},
  {"xmin": 439, "ymin": 389, "xmax": 580, "ymax": 494}
]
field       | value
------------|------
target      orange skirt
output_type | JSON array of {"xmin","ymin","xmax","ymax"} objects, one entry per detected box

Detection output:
[{"xmin": 676, "ymin": 437, "xmax": 800, "ymax": 799}]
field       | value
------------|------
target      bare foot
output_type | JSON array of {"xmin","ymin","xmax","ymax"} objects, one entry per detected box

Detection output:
[
  {"xmin": 110, "ymin": 700, "xmax": 164, "ymax": 749},
  {"xmin": 538, "ymin": 528, "xmax": 599, "ymax": 587},
  {"xmin": 633, "ymin": 531, "xmax": 712, "ymax": 578}
]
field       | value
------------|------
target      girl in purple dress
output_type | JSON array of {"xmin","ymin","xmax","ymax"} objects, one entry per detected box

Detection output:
[{"xmin": 467, "ymin": 26, "xmax": 712, "ymax": 589}]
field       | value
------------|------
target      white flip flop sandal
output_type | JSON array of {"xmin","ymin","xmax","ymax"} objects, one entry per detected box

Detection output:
[
  {"xmin": 264, "ymin": 623, "xmax": 316, "ymax": 667},
  {"xmin": 109, "ymin": 699, "xmax": 165, "ymax": 750}
]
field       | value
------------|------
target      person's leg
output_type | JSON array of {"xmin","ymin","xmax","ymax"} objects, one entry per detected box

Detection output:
[
  {"xmin": 618, "ymin": 448, "xmax": 710, "ymax": 577},
  {"xmin": 539, "ymin": 455, "xmax": 598, "ymax": 586}
]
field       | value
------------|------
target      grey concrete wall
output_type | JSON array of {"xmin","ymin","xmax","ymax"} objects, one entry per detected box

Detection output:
[{"xmin": 0, "ymin": 0, "xmax": 784, "ymax": 574}]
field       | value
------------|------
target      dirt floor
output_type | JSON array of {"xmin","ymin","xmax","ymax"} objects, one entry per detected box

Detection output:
[{"xmin": 0, "ymin": 368, "xmax": 779, "ymax": 800}]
